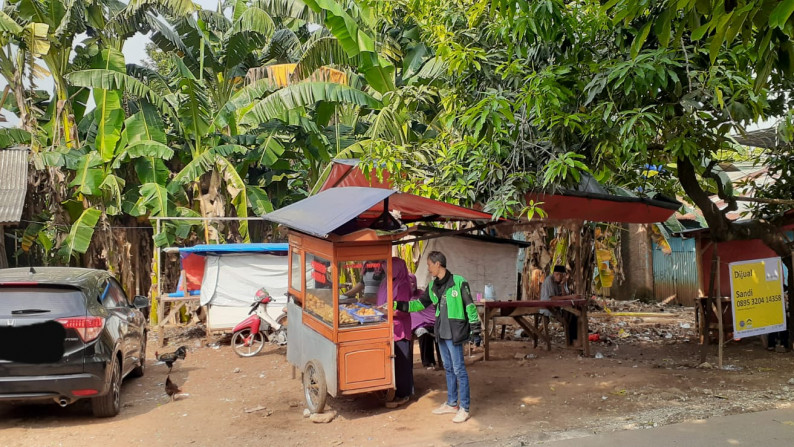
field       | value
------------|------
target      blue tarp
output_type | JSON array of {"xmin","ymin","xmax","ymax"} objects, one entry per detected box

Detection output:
[{"xmin": 178, "ymin": 243, "xmax": 289, "ymax": 255}]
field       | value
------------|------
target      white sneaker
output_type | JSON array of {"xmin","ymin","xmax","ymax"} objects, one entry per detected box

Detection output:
[
  {"xmin": 432, "ymin": 403, "xmax": 458, "ymax": 415},
  {"xmin": 452, "ymin": 407, "xmax": 470, "ymax": 423}
]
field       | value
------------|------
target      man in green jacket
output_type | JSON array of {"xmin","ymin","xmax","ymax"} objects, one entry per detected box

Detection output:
[{"xmin": 395, "ymin": 251, "xmax": 481, "ymax": 423}]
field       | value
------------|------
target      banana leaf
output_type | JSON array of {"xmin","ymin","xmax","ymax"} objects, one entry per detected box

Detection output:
[
  {"xmin": 58, "ymin": 208, "xmax": 102, "ymax": 260},
  {"xmin": 69, "ymin": 152, "xmax": 105, "ymax": 195},
  {"xmin": 90, "ymin": 49, "xmax": 126, "ymax": 162},
  {"xmin": 241, "ymin": 81, "xmax": 380, "ymax": 126}
]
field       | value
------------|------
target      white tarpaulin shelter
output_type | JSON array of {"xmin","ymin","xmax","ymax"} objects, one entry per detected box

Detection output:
[
  {"xmin": 414, "ymin": 236, "xmax": 520, "ymax": 301},
  {"xmin": 200, "ymin": 254, "xmax": 289, "ymax": 307},
  {"xmin": 176, "ymin": 243, "xmax": 289, "ymax": 333}
]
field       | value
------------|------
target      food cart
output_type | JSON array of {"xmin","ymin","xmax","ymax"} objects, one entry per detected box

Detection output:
[{"xmin": 263, "ymin": 187, "xmax": 493, "ymax": 413}]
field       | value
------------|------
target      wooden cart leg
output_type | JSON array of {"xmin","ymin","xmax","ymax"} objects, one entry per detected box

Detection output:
[
  {"xmin": 581, "ymin": 305, "xmax": 590, "ymax": 357},
  {"xmin": 543, "ymin": 316, "xmax": 551, "ymax": 351},
  {"xmin": 532, "ymin": 314, "xmax": 540, "ymax": 348},
  {"xmin": 483, "ymin": 307, "xmax": 491, "ymax": 361},
  {"xmin": 158, "ymin": 324, "xmax": 166, "ymax": 347}
]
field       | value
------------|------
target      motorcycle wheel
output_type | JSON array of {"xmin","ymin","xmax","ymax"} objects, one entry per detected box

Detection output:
[{"xmin": 231, "ymin": 329, "xmax": 265, "ymax": 357}]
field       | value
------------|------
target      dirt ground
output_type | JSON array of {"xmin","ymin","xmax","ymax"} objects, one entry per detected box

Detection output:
[{"xmin": 2, "ymin": 301, "xmax": 794, "ymax": 447}]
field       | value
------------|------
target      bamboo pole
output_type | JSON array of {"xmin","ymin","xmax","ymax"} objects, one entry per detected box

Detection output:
[
  {"xmin": 716, "ymin": 254, "xmax": 723, "ymax": 369},
  {"xmin": 788, "ymin": 249, "xmax": 793, "ymax": 349}
]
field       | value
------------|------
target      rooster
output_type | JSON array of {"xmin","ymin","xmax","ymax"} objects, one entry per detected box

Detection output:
[
  {"xmin": 165, "ymin": 375, "xmax": 181, "ymax": 401},
  {"xmin": 155, "ymin": 346, "xmax": 187, "ymax": 372}
]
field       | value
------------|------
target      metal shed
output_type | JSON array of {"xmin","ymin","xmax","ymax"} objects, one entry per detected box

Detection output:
[{"xmin": 0, "ymin": 147, "xmax": 28, "ymax": 269}]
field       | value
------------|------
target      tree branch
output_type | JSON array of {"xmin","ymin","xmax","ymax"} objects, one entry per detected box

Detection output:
[
  {"xmin": 700, "ymin": 159, "xmax": 738, "ymax": 216},
  {"xmin": 735, "ymin": 196, "xmax": 794, "ymax": 206},
  {"xmin": 677, "ymin": 157, "xmax": 730, "ymax": 235}
]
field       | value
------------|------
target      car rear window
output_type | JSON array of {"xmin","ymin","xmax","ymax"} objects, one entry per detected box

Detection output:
[{"xmin": 0, "ymin": 286, "xmax": 86, "ymax": 319}]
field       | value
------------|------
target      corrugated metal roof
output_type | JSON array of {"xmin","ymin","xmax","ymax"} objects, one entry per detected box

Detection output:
[
  {"xmin": 263, "ymin": 187, "xmax": 396, "ymax": 238},
  {"xmin": 0, "ymin": 147, "xmax": 28, "ymax": 224}
]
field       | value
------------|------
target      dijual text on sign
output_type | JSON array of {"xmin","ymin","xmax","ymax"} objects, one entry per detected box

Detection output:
[{"xmin": 730, "ymin": 257, "xmax": 786, "ymax": 338}]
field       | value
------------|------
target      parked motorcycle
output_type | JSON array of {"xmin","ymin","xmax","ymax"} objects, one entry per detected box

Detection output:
[{"xmin": 231, "ymin": 288, "xmax": 287, "ymax": 357}]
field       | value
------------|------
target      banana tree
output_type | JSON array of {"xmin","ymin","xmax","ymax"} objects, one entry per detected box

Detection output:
[
  {"xmin": 6, "ymin": 0, "xmax": 194, "ymax": 149},
  {"xmin": 41, "ymin": 48, "xmax": 183, "ymax": 260}
]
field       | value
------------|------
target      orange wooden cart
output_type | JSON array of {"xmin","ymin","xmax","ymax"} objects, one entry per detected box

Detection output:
[{"xmin": 263, "ymin": 187, "xmax": 494, "ymax": 413}]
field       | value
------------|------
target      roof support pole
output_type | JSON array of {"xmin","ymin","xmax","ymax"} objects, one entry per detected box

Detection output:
[{"xmin": 700, "ymin": 243, "xmax": 719, "ymax": 363}]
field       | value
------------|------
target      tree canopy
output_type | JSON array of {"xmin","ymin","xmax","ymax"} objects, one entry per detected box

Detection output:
[{"xmin": 1, "ymin": 0, "xmax": 792, "ymax": 279}]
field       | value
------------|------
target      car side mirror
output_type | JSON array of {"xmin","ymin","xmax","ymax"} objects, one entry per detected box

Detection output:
[{"xmin": 132, "ymin": 295, "xmax": 150, "ymax": 309}]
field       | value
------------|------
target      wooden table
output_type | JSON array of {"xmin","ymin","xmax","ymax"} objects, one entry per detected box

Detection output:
[
  {"xmin": 695, "ymin": 296, "xmax": 733, "ymax": 343},
  {"xmin": 157, "ymin": 295, "xmax": 201, "ymax": 346},
  {"xmin": 480, "ymin": 298, "xmax": 590, "ymax": 360}
]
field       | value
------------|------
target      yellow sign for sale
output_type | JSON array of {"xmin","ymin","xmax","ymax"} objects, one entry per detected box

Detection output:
[{"xmin": 730, "ymin": 257, "xmax": 786, "ymax": 338}]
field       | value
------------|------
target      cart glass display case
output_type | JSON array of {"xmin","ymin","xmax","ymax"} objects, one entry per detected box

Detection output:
[
  {"xmin": 304, "ymin": 253, "xmax": 334, "ymax": 325},
  {"xmin": 337, "ymin": 259, "xmax": 388, "ymax": 327},
  {"xmin": 290, "ymin": 249, "xmax": 302, "ymax": 292}
]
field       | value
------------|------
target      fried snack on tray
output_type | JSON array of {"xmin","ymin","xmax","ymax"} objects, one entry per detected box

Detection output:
[
  {"xmin": 357, "ymin": 308, "xmax": 376, "ymax": 316},
  {"xmin": 339, "ymin": 311, "xmax": 357, "ymax": 325},
  {"xmin": 305, "ymin": 291, "xmax": 333, "ymax": 322}
]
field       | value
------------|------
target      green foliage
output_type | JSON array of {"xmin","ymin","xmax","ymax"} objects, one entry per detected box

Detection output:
[
  {"xmin": 542, "ymin": 153, "xmax": 590, "ymax": 186},
  {"xmin": 0, "ymin": 129, "xmax": 32, "ymax": 148},
  {"xmin": 58, "ymin": 208, "xmax": 101, "ymax": 260},
  {"xmin": 301, "ymin": 0, "xmax": 395, "ymax": 92},
  {"xmin": 242, "ymin": 81, "xmax": 381, "ymax": 125}
]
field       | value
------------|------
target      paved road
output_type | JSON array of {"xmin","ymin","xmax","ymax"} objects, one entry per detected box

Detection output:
[{"xmin": 534, "ymin": 408, "xmax": 794, "ymax": 447}]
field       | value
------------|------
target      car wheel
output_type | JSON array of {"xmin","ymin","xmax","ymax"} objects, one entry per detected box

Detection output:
[
  {"xmin": 130, "ymin": 333, "xmax": 146, "ymax": 378},
  {"xmin": 92, "ymin": 357, "xmax": 121, "ymax": 418}
]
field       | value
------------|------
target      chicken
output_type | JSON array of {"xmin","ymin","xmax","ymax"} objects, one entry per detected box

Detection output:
[
  {"xmin": 155, "ymin": 346, "xmax": 187, "ymax": 372},
  {"xmin": 165, "ymin": 375, "xmax": 181, "ymax": 401}
]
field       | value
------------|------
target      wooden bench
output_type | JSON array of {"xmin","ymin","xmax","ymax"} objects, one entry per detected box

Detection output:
[{"xmin": 480, "ymin": 298, "xmax": 590, "ymax": 360}]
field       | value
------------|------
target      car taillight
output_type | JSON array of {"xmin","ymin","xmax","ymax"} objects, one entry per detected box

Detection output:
[{"xmin": 56, "ymin": 316, "xmax": 105, "ymax": 342}]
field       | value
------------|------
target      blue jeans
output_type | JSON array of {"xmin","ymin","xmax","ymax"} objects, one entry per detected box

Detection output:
[{"xmin": 437, "ymin": 338, "xmax": 470, "ymax": 411}]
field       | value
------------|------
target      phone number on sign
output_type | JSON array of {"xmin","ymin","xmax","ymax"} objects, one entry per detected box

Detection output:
[{"xmin": 735, "ymin": 295, "xmax": 783, "ymax": 307}]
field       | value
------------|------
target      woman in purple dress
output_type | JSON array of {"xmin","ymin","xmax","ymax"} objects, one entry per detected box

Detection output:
[{"xmin": 377, "ymin": 257, "xmax": 414, "ymax": 408}]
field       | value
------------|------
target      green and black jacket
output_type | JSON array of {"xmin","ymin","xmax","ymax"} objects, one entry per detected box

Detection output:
[{"xmin": 396, "ymin": 270, "xmax": 479, "ymax": 344}]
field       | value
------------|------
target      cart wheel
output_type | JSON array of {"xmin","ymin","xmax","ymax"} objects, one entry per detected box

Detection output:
[
  {"xmin": 303, "ymin": 360, "xmax": 327, "ymax": 414},
  {"xmin": 231, "ymin": 329, "xmax": 265, "ymax": 357},
  {"xmin": 385, "ymin": 387, "xmax": 396, "ymax": 402}
]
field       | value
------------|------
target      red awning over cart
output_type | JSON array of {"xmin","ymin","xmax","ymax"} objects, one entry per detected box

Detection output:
[
  {"xmin": 318, "ymin": 159, "xmax": 393, "ymax": 192},
  {"xmin": 525, "ymin": 191, "xmax": 681, "ymax": 224},
  {"xmin": 318, "ymin": 159, "xmax": 680, "ymax": 224}
]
